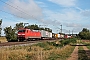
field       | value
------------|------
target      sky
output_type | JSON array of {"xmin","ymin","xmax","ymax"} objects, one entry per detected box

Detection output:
[{"xmin": 0, "ymin": 0, "xmax": 90, "ymax": 36}]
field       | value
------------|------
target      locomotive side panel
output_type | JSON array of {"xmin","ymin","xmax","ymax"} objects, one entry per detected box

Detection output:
[{"xmin": 25, "ymin": 29, "xmax": 41, "ymax": 39}]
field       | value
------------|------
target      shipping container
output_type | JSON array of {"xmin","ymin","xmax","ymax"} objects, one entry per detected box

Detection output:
[
  {"xmin": 64, "ymin": 35, "xmax": 71, "ymax": 38},
  {"xmin": 55, "ymin": 34, "xmax": 60, "ymax": 38},
  {"xmin": 39, "ymin": 30, "xmax": 48, "ymax": 38},
  {"xmin": 49, "ymin": 33, "xmax": 52, "ymax": 38},
  {"xmin": 48, "ymin": 32, "xmax": 52, "ymax": 38},
  {"xmin": 60, "ymin": 34, "xmax": 64, "ymax": 38}
]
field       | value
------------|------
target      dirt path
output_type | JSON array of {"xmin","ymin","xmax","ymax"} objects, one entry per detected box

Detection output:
[
  {"xmin": 83, "ymin": 46, "xmax": 90, "ymax": 59},
  {"xmin": 67, "ymin": 46, "xmax": 78, "ymax": 60}
]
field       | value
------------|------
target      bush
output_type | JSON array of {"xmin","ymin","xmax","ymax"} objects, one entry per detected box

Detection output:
[
  {"xmin": 60, "ymin": 38, "xmax": 77, "ymax": 46},
  {"xmin": 4, "ymin": 26, "xmax": 18, "ymax": 42}
]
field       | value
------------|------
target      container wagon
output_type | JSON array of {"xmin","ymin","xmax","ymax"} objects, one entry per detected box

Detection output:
[
  {"xmin": 55, "ymin": 34, "xmax": 60, "ymax": 39},
  {"xmin": 60, "ymin": 34, "xmax": 64, "ymax": 39},
  {"xmin": 39, "ymin": 30, "xmax": 52, "ymax": 39},
  {"xmin": 64, "ymin": 35, "xmax": 72, "ymax": 38}
]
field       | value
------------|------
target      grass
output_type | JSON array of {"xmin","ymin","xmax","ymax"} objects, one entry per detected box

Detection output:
[
  {"xmin": 78, "ymin": 46, "xmax": 89, "ymax": 60},
  {"xmin": 48, "ymin": 45, "xmax": 75, "ymax": 60},
  {"xmin": 0, "ymin": 37, "xmax": 7, "ymax": 43},
  {"xmin": 87, "ymin": 46, "xmax": 90, "ymax": 49},
  {"xmin": 77, "ymin": 40, "xmax": 90, "ymax": 60},
  {"xmin": 0, "ymin": 40, "xmax": 76, "ymax": 60}
]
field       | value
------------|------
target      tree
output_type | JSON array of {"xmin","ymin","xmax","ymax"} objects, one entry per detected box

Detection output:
[
  {"xmin": 45, "ymin": 28, "xmax": 52, "ymax": 32},
  {"xmin": 78, "ymin": 28, "xmax": 90, "ymax": 39},
  {"xmin": 14, "ymin": 22, "xmax": 24, "ymax": 30},
  {"xmin": 26, "ymin": 24, "xmax": 39, "ymax": 30},
  {"xmin": 39, "ymin": 27, "xmax": 44, "ymax": 30},
  {"xmin": 4, "ymin": 26, "xmax": 17, "ymax": 42},
  {"xmin": 82, "ymin": 28, "xmax": 89, "ymax": 32},
  {"xmin": 0, "ymin": 19, "xmax": 2, "ymax": 36}
]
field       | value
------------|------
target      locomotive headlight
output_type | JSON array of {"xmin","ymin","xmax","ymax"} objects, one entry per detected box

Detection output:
[
  {"xmin": 18, "ymin": 34, "xmax": 25, "ymax": 35},
  {"xmin": 22, "ymin": 34, "xmax": 25, "ymax": 35},
  {"xmin": 18, "ymin": 34, "xmax": 21, "ymax": 35}
]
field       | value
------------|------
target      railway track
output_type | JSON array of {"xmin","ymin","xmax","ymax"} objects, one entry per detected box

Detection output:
[{"xmin": 0, "ymin": 39, "xmax": 57, "ymax": 47}]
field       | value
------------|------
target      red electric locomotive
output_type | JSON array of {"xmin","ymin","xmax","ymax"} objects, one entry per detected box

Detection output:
[{"xmin": 18, "ymin": 28, "xmax": 41, "ymax": 41}]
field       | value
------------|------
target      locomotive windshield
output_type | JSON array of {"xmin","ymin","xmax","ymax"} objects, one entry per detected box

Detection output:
[{"xmin": 18, "ymin": 30, "xmax": 26, "ymax": 32}]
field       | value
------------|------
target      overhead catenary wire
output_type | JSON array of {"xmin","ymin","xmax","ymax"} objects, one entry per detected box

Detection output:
[
  {"xmin": 0, "ymin": 0, "xmax": 38, "ymax": 20},
  {"xmin": 0, "ymin": 9, "xmax": 24, "ymax": 19},
  {"xmin": 0, "ymin": 10, "xmax": 30, "ymax": 25}
]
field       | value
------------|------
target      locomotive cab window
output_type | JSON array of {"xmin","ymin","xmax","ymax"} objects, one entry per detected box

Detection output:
[{"xmin": 18, "ymin": 30, "xmax": 25, "ymax": 32}]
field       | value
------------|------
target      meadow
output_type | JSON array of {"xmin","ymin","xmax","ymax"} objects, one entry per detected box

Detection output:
[{"xmin": 0, "ymin": 38, "xmax": 76, "ymax": 60}]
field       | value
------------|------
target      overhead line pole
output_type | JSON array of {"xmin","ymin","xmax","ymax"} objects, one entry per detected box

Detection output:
[{"xmin": 60, "ymin": 25, "xmax": 62, "ymax": 33}]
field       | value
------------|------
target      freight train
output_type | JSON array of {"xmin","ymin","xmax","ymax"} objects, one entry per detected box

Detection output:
[{"xmin": 17, "ymin": 28, "xmax": 72, "ymax": 41}]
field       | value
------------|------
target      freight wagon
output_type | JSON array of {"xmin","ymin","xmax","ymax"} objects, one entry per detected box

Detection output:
[
  {"xmin": 54, "ymin": 33, "xmax": 65, "ymax": 39},
  {"xmin": 64, "ymin": 35, "xmax": 72, "ymax": 38},
  {"xmin": 39, "ymin": 30, "xmax": 52, "ymax": 39},
  {"xmin": 60, "ymin": 34, "xmax": 64, "ymax": 39},
  {"xmin": 39, "ymin": 30, "xmax": 48, "ymax": 39},
  {"xmin": 55, "ymin": 34, "xmax": 60, "ymax": 39}
]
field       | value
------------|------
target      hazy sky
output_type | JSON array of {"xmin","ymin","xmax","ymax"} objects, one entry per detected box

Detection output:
[{"xmin": 0, "ymin": 0, "xmax": 90, "ymax": 35}]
